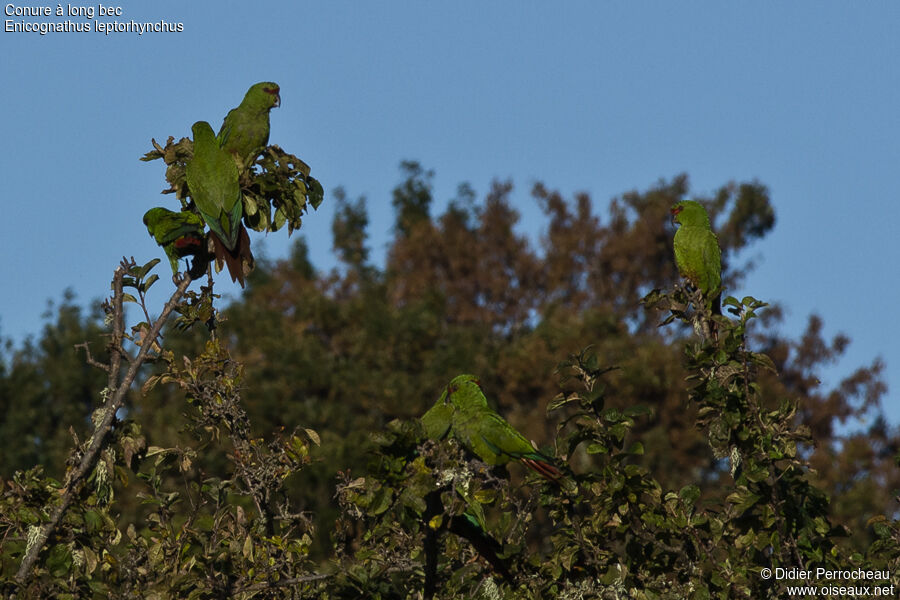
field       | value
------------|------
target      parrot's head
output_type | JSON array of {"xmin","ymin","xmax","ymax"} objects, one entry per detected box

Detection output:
[
  {"xmin": 443, "ymin": 374, "xmax": 490, "ymax": 410},
  {"xmin": 244, "ymin": 82, "xmax": 281, "ymax": 110},
  {"xmin": 143, "ymin": 207, "xmax": 165, "ymax": 229},
  {"xmin": 190, "ymin": 121, "xmax": 216, "ymax": 145},
  {"xmin": 447, "ymin": 374, "xmax": 481, "ymax": 396},
  {"xmin": 670, "ymin": 200, "xmax": 710, "ymax": 228},
  {"xmin": 263, "ymin": 83, "xmax": 281, "ymax": 108}
]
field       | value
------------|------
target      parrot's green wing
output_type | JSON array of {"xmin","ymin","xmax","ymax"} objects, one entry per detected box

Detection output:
[
  {"xmin": 467, "ymin": 410, "xmax": 562, "ymax": 481},
  {"xmin": 671, "ymin": 200, "xmax": 722, "ymax": 314},
  {"xmin": 186, "ymin": 121, "xmax": 242, "ymax": 252},
  {"xmin": 186, "ymin": 120, "xmax": 255, "ymax": 287},
  {"xmin": 448, "ymin": 402, "xmax": 504, "ymax": 465},
  {"xmin": 477, "ymin": 411, "xmax": 546, "ymax": 461},
  {"xmin": 216, "ymin": 81, "xmax": 280, "ymax": 167},
  {"xmin": 143, "ymin": 207, "xmax": 206, "ymax": 275}
]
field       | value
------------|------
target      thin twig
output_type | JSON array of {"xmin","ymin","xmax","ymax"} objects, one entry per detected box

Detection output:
[
  {"xmin": 74, "ymin": 342, "xmax": 110, "ymax": 373},
  {"xmin": 206, "ymin": 265, "xmax": 217, "ymax": 340},
  {"xmin": 234, "ymin": 572, "xmax": 332, "ymax": 594}
]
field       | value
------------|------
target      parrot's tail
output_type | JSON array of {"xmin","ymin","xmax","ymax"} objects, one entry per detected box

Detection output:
[
  {"xmin": 521, "ymin": 457, "xmax": 563, "ymax": 483},
  {"xmin": 211, "ymin": 226, "xmax": 254, "ymax": 288}
]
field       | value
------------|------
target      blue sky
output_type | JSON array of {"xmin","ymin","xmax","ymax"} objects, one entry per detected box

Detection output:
[{"xmin": 2, "ymin": 3, "xmax": 898, "ymax": 424}]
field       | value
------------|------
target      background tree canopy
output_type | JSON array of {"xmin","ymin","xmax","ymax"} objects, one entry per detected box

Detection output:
[{"xmin": 1, "ymin": 163, "xmax": 897, "ymax": 598}]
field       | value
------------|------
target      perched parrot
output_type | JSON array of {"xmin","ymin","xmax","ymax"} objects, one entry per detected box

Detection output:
[
  {"xmin": 142, "ymin": 207, "xmax": 207, "ymax": 276},
  {"xmin": 423, "ymin": 374, "xmax": 561, "ymax": 482},
  {"xmin": 187, "ymin": 121, "xmax": 242, "ymax": 250},
  {"xmin": 186, "ymin": 120, "xmax": 253, "ymax": 287},
  {"xmin": 216, "ymin": 81, "xmax": 281, "ymax": 167},
  {"xmin": 671, "ymin": 200, "xmax": 722, "ymax": 316}
]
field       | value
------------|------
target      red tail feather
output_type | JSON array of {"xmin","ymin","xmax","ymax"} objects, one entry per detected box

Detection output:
[
  {"xmin": 521, "ymin": 457, "xmax": 562, "ymax": 483},
  {"xmin": 210, "ymin": 226, "xmax": 254, "ymax": 288}
]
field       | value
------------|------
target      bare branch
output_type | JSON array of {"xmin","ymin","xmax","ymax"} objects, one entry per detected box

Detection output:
[{"xmin": 74, "ymin": 342, "xmax": 110, "ymax": 373}]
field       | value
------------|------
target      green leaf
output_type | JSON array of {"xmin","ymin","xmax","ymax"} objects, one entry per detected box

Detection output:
[
  {"xmin": 623, "ymin": 405, "xmax": 651, "ymax": 417},
  {"xmin": 243, "ymin": 195, "xmax": 258, "ymax": 217},
  {"xmin": 679, "ymin": 484, "xmax": 701, "ymax": 505},
  {"xmin": 722, "ymin": 296, "xmax": 741, "ymax": 308},
  {"xmin": 137, "ymin": 258, "xmax": 161, "ymax": 278},
  {"xmin": 474, "ymin": 489, "xmax": 496, "ymax": 504},
  {"xmin": 273, "ymin": 205, "xmax": 287, "ymax": 231},
  {"xmin": 46, "ymin": 544, "xmax": 73, "ymax": 577},
  {"xmin": 84, "ymin": 509, "xmax": 103, "ymax": 533},
  {"xmin": 749, "ymin": 352, "xmax": 777, "ymax": 373},
  {"xmin": 308, "ymin": 177, "xmax": 324, "ymax": 209},
  {"xmin": 369, "ymin": 486, "xmax": 392, "ymax": 515},
  {"xmin": 726, "ymin": 488, "xmax": 761, "ymax": 516},
  {"xmin": 586, "ymin": 442, "xmax": 607, "ymax": 454},
  {"xmin": 304, "ymin": 428, "xmax": 320, "ymax": 445}
]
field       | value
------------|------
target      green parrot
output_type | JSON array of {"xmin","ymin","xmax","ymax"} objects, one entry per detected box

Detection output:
[
  {"xmin": 424, "ymin": 374, "xmax": 561, "ymax": 482},
  {"xmin": 671, "ymin": 200, "xmax": 722, "ymax": 316},
  {"xmin": 187, "ymin": 121, "xmax": 242, "ymax": 250},
  {"xmin": 142, "ymin": 207, "xmax": 206, "ymax": 276},
  {"xmin": 186, "ymin": 120, "xmax": 253, "ymax": 286},
  {"xmin": 216, "ymin": 81, "xmax": 281, "ymax": 167}
]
